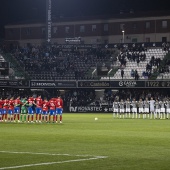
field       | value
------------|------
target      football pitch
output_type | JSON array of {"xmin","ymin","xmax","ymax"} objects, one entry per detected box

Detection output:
[{"xmin": 0, "ymin": 114, "xmax": 170, "ymax": 170}]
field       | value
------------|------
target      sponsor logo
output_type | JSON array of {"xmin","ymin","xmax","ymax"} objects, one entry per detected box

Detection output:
[
  {"xmin": 119, "ymin": 81, "xmax": 137, "ymax": 87},
  {"xmin": 78, "ymin": 107, "xmax": 102, "ymax": 112},
  {"xmin": 69, "ymin": 107, "xmax": 77, "ymax": 112},
  {"xmin": 79, "ymin": 81, "xmax": 110, "ymax": 87},
  {"xmin": 31, "ymin": 82, "xmax": 56, "ymax": 87}
]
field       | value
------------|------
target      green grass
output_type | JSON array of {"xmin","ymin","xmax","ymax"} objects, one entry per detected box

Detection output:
[{"xmin": 0, "ymin": 114, "xmax": 170, "ymax": 170}]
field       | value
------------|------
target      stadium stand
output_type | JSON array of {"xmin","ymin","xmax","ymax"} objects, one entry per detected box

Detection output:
[
  {"xmin": 101, "ymin": 48, "xmax": 168, "ymax": 80},
  {"xmin": 0, "ymin": 44, "xmax": 170, "ymax": 81},
  {"xmin": 5, "ymin": 46, "xmax": 115, "ymax": 80}
]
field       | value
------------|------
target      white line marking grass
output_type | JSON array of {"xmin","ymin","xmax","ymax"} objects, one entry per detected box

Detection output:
[{"xmin": 0, "ymin": 151, "xmax": 108, "ymax": 170}]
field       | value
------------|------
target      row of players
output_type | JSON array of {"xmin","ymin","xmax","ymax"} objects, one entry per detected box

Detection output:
[
  {"xmin": 112, "ymin": 98, "xmax": 170, "ymax": 119},
  {"xmin": 0, "ymin": 96, "xmax": 63, "ymax": 123}
]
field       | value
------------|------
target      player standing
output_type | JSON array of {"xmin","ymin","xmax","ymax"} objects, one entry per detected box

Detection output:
[
  {"xmin": 14, "ymin": 96, "xmax": 22, "ymax": 122},
  {"xmin": 131, "ymin": 98, "xmax": 137, "ymax": 118},
  {"xmin": 20, "ymin": 97, "xmax": 28, "ymax": 122},
  {"xmin": 35, "ymin": 95, "xmax": 43, "ymax": 123},
  {"xmin": 160, "ymin": 99, "xmax": 165, "ymax": 119},
  {"xmin": 42, "ymin": 98, "xmax": 49, "ymax": 122},
  {"xmin": 49, "ymin": 98, "xmax": 56, "ymax": 123},
  {"xmin": 144, "ymin": 98, "xmax": 149, "ymax": 119},
  {"xmin": 155, "ymin": 99, "xmax": 160, "ymax": 119},
  {"xmin": 8, "ymin": 97, "xmax": 14, "ymax": 122},
  {"xmin": 119, "ymin": 99, "xmax": 124, "ymax": 119},
  {"xmin": 138, "ymin": 98, "xmax": 144, "ymax": 119},
  {"xmin": 125, "ymin": 98, "xmax": 131, "ymax": 118},
  {"xmin": 2, "ymin": 98, "xmax": 8, "ymax": 122},
  {"xmin": 165, "ymin": 98, "xmax": 170, "ymax": 119},
  {"xmin": 149, "ymin": 97, "xmax": 155, "ymax": 119},
  {"xmin": 27, "ymin": 96, "xmax": 35, "ymax": 123},
  {"xmin": 55, "ymin": 96, "xmax": 63, "ymax": 123},
  {"xmin": 0, "ymin": 98, "xmax": 4, "ymax": 122},
  {"xmin": 113, "ymin": 99, "xmax": 119, "ymax": 118}
]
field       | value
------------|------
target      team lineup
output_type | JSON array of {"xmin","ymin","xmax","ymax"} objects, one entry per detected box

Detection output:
[
  {"xmin": 0, "ymin": 96, "xmax": 63, "ymax": 123},
  {"xmin": 112, "ymin": 97, "xmax": 170, "ymax": 119}
]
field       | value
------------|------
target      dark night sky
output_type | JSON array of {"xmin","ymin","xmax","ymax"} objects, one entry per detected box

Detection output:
[{"xmin": 0, "ymin": 0, "xmax": 170, "ymax": 38}]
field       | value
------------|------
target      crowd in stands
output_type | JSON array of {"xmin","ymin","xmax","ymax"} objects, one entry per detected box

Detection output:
[{"xmin": 2, "ymin": 44, "xmax": 116, "ymax": 80}]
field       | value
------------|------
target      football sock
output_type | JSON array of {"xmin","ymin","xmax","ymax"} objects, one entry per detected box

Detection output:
[
  {"xmin": 14, "ymin": 114, "xmax": 16, "ymax": 121},
  {"xmin": 17, "ymin": 114, "xmax": 19, "ymax": 121},
  {"xmin": 53, "ymin": 115, "xmax": 56, "ymax": 122},
  {"xmin": 24, "ymin": 115, "xmax": 26, "ymax": 121},
  {"xmin": 39, "ymin": 114, "xmax": 41, "ymax": 121}
]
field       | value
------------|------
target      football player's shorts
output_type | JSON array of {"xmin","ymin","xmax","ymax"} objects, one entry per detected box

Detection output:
[
  {"xmin": 49, "ymin": 110, "xmax": 55, "ymax": 115},
  {"xmin": 8, "ymin": 109, "xmax": 14, "ymax": 114},
  {"xmin": 0, "ymin": 108, "xmax": 3, "ymax": 114},
  {"xmin": 167, "ymin": 109, "xmax": 170, "ymax": 113},
  {"xmin": 155, "ymin": 109, "xmax": 160, "ymax": 113},
  {"xmin": 2, "ymin": 109, "xmax": 7, "ymax": 114},
  {"xmin": 160, "ymin": 108, "xmax": 165, "ymax": 112},
  {"xmin": 36, "ymin": 107, "xmax": 42, "ymax": 114},
  {"xmin": 21, "ymin": 109, "xmax": 27, "ymax": 114},
  {"xmin": 126, "ymin": 108, "xmax": 130, "ymax": 113},
  {"xmin": 144, "ymin": 108, "xmax": 149, "ymax": 113},
  {"xmin": 14, "ymin": 107, "xmax": 20, "ymax": 114},
  {"xmin": 139, "ymin": 108, "xmax": 144, "ymax": 113},
  {"xmin": 119, "ymin": 109, "xmax": 124, "ymax": 113},
  {"xmin": 42, "ymin": 111, "xmax": 48, "ymax": 115},
  {"xmin": 28, "ymin": 107, "xmax": 34, "ymax": 114},
  {"xmin": 132, "ymin": 108, "xmax": 137, "ymax": 113},
  {"xmin": 113, "ymin": 108, "xmax": 118, "ymax": 113},
  {"xmin": 56, "ymin": 108, "xmax": 63, "ymax": 115}
]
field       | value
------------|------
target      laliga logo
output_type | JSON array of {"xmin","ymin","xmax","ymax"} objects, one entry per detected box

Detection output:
[
  {"xmin": 119, "ymin": 81, "xmax": 137, "ymax": 87},
  {"xmin": 119, "ymin": 81, "xmax": 124, "ymax": 86}
]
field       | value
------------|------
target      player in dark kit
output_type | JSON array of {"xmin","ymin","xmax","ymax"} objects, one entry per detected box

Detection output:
[{"xmin": 27, "ymin": 96, "xmax": 35, "ymax": 123}]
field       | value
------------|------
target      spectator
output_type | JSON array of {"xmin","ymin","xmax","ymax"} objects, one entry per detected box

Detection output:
[{"xmin": 121, "ymin": 69, "xmax": 124, "ymax": 79}]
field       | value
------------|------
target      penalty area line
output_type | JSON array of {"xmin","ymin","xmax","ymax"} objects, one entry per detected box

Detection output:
[{"xmin": 0, "ymin": 157, "xmax": 107, "ymax": 170}]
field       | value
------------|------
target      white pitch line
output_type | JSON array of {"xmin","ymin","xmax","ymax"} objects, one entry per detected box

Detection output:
[
  {"xmin": 0, "ymin": 151, "xmax": 107, "ymax": 158},
  {"xmin": 0, "ymin": 151, "xmax": 108, "ymax": 170},
  {"xmin": 0, "ymin": 156, "xmax": 107, "ymax": 170}
]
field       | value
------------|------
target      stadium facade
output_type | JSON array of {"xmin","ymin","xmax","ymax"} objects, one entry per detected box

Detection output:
[{"xmin": 4, "ymin": 11, "xmax": 170, "ymax": 46}]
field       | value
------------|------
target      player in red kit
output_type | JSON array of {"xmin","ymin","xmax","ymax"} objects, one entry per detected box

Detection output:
[
  {"xmin": 28, "ymin": 96, "xmax": 35, "ymax": 123},
  {"xmin": 49, "ymin": 98, "xmax": 56, "ymax": 123},
  {"xmin": 14, "ymin": 96, "xmax": 22, "ymax": 122},
  {"xmin": 2, "ymin": 98, "xmax": 8, "ymax": 122},
  {"xmin": 55, "ymin": 96, "xmax": 63, "ymax": 123},
  {"xmin": 42, "ymin": 98, "xmax": 49, "ymax": 122},
  {"xmin": 35, "ymin": 95, "xmax": 43, "ymax": 123},
  {"xmin": 0, "ymin": 98, "xmax": 4, "ymax": 122},
  {"xmin": 8, "ymin": 97, "xmax": 14, "ymax": 122}
]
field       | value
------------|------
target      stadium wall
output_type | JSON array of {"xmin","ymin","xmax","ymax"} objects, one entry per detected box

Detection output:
[{"xmin": 4, "ymin": 15, "xmax": 170, "ymax": 45}]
